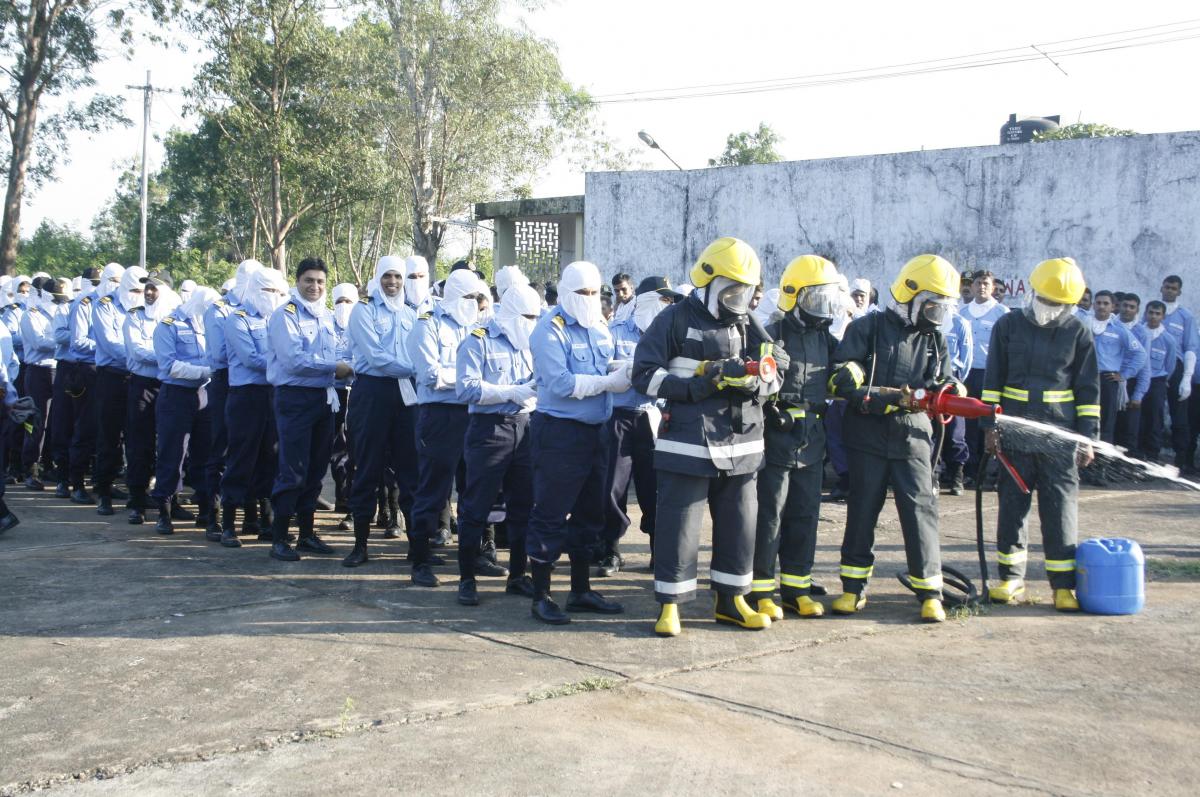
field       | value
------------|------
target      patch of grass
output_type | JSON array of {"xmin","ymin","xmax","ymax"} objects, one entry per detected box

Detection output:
[
  {"xmin": 526, "ymin": 676, "xmax": 620, "ymax": 703},
  {"xmin": 1146, "ymin": 559, "xmax": 1200, "ymax": 580},
  {"xmin": 948, "ymin": 602, "xmax": 991, "ymax": 621},
  {"xmin": 338, "ymin": 697, "xmax": 355, "ymax": 733}
]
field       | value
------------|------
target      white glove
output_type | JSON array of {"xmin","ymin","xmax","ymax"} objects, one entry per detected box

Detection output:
[
  {"xmin": 480, "ymin": 381, "xmax": 538, "ymax": 405},
  {"xmin": 508, "ymin": 382, "xmax": 537, "ymax": 404},
  {"xmin": 608, "ymin": 359, "xmax": 633, "ymax": 379},
  {"xmin": 434, "ymin": 366, "xmax": 457, "ymax": 391},
  {"xmin": 1181, "ymin": 381, "xmax": 1193, "ymax": 402},
  {"xmin": 570, "ymin": 373, "xmax": 611, "ymax": 400},
  {"xmin": 169, "ymin": 360, "xmax": 211, "ymax": 381},
  {"xmin": 1181, "ymin": 351, "xmax": 1196, "ymax": 399},
  {"xmin": 604, "ymin": 368, "xmax": 632, "ymax": 393}
]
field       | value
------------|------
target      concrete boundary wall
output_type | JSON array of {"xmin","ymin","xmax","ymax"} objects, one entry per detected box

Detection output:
[{"xmin": 584, "ymin": 131, "xmax": 1200, "ymax": 304}]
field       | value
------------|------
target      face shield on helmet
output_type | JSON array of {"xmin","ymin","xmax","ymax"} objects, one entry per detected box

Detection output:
[
  {"xmin": 918, "ymin": 295, "xmax": 956, "ymax": 328},
  {"xmin": 1026, "ymin": 291, "xmax": 1073, "ymax": 327},
  {"xmin": 703, "ymin": 276, "xmax": 756, "ymax": 324},
  {"xmin": 795, "ymin": 283, "xmax": 841, "ymax": 321}
]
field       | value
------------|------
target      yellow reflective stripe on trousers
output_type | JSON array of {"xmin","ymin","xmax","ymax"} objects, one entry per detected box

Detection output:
[
  {"xmin": 1001, "ymin": 386, "xmax": 1029, "ymax": 401},
  {"xmin": 786, "ymin": 407, "xmax": 806, "ymax": 420},
  {"xmin": 981, "ymin": 389, "xmax": 1001, "ymax": 403},
  {"xmin": 751, "ymin": 579, "xmax": 776, "ymax": 592},
  {"xmin": 780, "ymin": 573, "xmax": 811, "ymax": 588},
  {"xmin": 908, "ymin": 573, "xmax": 944, "ymax": 591},
  {"xmin": 1043, "ymin": 389, "xmax": 1075, "ymax": 403},
  {"xmin": 1076, "ymin": 404, "xmax": 1100, "ymax": 418},
  {"xmin": 997, "ymin": 549, "xmax": 1028, "ymax": 566},
  {"xmin": 1045, "ymin": 558, "xmax": 1077, "ymax": 573},
  {"xmin": 840, "ymin": 564, "xmax": 873, "ymax": 579}
]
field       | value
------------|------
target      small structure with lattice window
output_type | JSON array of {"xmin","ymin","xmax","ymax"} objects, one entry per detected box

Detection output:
[{"xmin": 474, "ymin": 196, "xmax": 584, "ymax": 287}]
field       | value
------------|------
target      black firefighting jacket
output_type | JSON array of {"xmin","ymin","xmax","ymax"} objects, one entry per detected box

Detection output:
[{"xmin": 763, "ymin": 312, "xmax": 836, "ymax": 469}]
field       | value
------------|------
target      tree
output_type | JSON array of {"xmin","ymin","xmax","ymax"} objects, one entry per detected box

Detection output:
[
  {"xmin": 13, "ymin": 218, "xmax": 95, "ymax": 273},
  {"xmin": 377, "ymin": 0, "xmax": 592, "ymax": 265},
  {"xmin": 1034, "ymin": 122, "xmax": 1136, "ymax": 142},
  {"xmin": 0, "ymin": 0, "xmax": 169, "ymax": 275},
  {"xmin": 708, "ymin": 122, "xmax": 783, "ymax": 167},
  {"xmin": 90, "ymin": 159, "xmax": 187, "ymax": 267}
]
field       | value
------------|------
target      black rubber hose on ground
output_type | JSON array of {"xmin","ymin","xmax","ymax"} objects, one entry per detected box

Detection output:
[{"xmin": 975, "ymin": 454, "xmax": 991, "ymax": 603}]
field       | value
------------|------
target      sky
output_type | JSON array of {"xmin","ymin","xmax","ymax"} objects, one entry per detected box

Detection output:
[{"xmin": 18, "ymin": 0, "xmax": 1200, "ymax": 256}]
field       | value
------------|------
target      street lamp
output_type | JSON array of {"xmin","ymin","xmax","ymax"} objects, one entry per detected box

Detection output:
[{"xmin": 638, "ymin": 129, "xmax": 684, "ymax": 171}]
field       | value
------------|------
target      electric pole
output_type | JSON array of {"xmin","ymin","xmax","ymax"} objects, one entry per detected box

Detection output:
[{"xmin": 125, "ymin": 71, "xmax": 153, "ymax": 270}]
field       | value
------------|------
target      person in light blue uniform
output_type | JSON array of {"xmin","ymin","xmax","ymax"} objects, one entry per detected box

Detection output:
[
  {"xmin": 151, "ymin": 287, "xmax": 218, "ymax": 535},
  {"xmin": 340, "ymin": 257, "xmax": 421, "ymax": 570},
  {"xmin": 51, "ymin": 269, "xmax": 94, "ymax": 496},
  {"xmin": 0, "ymin": 341, "xmax": 21, "ymax": 534},
  {"xmin": 959, "ymin": 270, "xmax": 1007, "ymax": 482},
  {"xmin": 405, "ymin": 268, "xmax": 488, "ymax": 585},
  {"xmin": 600, "ymin": 277, "xmax": 673, "ymax": 576},
  {"xmin": 216, "ymin": 268, "xmax": 289, "ymax": 548},
  {"xmin": 18, "ymin": 278, "xmax": 57, "ymax": 489},
  {"xmin": 91, "ymin": 264, "xmax": 137, "ymax": 515},
  {"xmin": 452, "ymin": 283, "xmax": 544, "ymax": 605},
  {"xmin": 1158, "ymin": 275, "xmax": 1198, "ymax": 468},
  {"xmin": 936, "ymin": 305, "xmax": 973, "ymax": 494},
  {"xmin": 526, "ymin": 261, "xmax": 630, "ymax": 625},
  {"xmin": 1115, "ymin": 293, "xmax": 1150, "ymax": 453},
  {"xmin": 264, "ymin": 257, "xmax": 351, "ymax": 561},
  {"xmin": 65, "ymin": 263, "xmax": 119, "ymax": 503},
  {"xmin": 0, "ymin": 277, "xmax": 28, "ymax": 483},
  {"xmin": 329, "ymin": 282, "xmax": 357, "ymax": 518},
  {"xmin": 1138, "ymin": 300, "xmax": 1179, "ymax": 460},
  {"xmin": 204, "ymin": 259, "xmax": 265, "ymax": 527},
  {"xmin": 1088, "ymin": 290, "xmax": 1146, "ymax": 448}
]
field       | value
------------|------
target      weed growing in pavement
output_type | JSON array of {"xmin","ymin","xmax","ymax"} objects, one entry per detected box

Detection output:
[
  {"xmin": 526, "ymin": 676, "xmax": 620, "ymax": 703},
  {"xmin": 948, "ymin": 603, "xmax": 991, "ymax": 621},
  {"xmin": 339, "ymin": 697, "xmax": 355, "ymax": 732},
  {"xmin": 1146, "ymin": 559, "xmax": 1200, "ymax": 580}
]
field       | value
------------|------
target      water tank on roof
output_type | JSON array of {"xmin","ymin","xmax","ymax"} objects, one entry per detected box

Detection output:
[{"xmin": 1000, "ymin": 114, "xmax": 1061, "ymax": 144}]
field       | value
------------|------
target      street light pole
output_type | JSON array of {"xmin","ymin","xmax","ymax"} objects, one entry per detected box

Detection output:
[
  {"xmin": 638, "ymin": 129, "xmax": 684, "ymax": 171},
  {"xmin": 125, "ymin": 71, "xmax": 154, "ymax": 270}
]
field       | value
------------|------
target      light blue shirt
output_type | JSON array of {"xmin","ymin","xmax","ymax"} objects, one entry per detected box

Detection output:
[
  {"xmin": 408, "ymin": 305, "xmax": 470, "ymax": 405},
  {"xmin": 1125, "ymin": 321, "xmax": 1150, "ymax": 402},
  {"xmin": 1092, "ymin": 316, "xmax": 1145, "ymax": 379},
  {"xmin": 529, "ymin": 305, "xmax": 613, "ymax": 425},
  {"xmin": 940, "ymin": 310, "xmax": 974, "ymax": 380},
  {"xmin": 123, "ymin": 307, "xmax": 159, "ymax": 379},
  {"xmin": 1163, "ymin": 304, "xmax": 1199, "ymax": 362},
  {"xmin": 92, "ymin": 295, "xmax": 130, "ymax": 369},
  {"xmin": 226, "ymin": 307, "xmax": 271, "ymax": 387},
  {"xmin": 456, "ymin": 319, "xmax": 534, "ymax": 415},
  {"xmin": 154, "ymin": 314, "xmax": 209, "ymax": 388},
  {"xmin": 1, "ymin": 304, "xmax": 24, "ymax": 359},
  {"xmin": 51, "ymin": 301, "xmax": 71, "ymax": 361},
  {"xmin": 961, "ymin": 301, "xmax": 1007, "ymax": 371},
  {"xmin": 19, "ymin": 306, "xmax": 56, "ymax": 368},
  {"xmin": 349, "ymin": 297, "xmax": 417, "ymax": 380},
  {"xmin": 0, "ymin": 323, "xmax": 18, "ymax": 387},
  {"xmin": 67, "ymin": 294, "xmax": 97, "ymax": 363},
  {"xmin": 266, "ymin": 299, "xmax": 337, "ymax": 388},
  {"xmin": 1139, "ymin": 323, "xmax": 1179, "ymax": 380},
  {"xmin": 608, "ymin": 316, "xmax": 651, "ymax": 411},
  {"xmin": 204, "ymin": 299, "xmax": 236, "ymax": 371},
  {"xmin": 334, "ymin": 320, "xmax": 354, "ymax": 388}
]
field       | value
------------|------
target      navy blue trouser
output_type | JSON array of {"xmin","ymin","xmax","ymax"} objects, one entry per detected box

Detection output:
[
  {"xmin": 527, "ymin": 412, "xmax": 609, "ymax": 566},
  {"xmin": 93, "ymin": 366, "xmax": 129, "ymax": 495},
  {"xmin": 602, "ymin": 407, "xmax": 657, "ymax": 543},
  {"xmin": 5, "ymin": 363, "xmax": 25, "ymax": 473},
  {"xmin": 331, "ymin": 386, "xmax": 352, "ymax": 506},
  {"xmin": 271, "ymin": 385, "xmax": 334, "ymax": 520},
  {"xmin": 1138, "ymin": 376, "xmax": 1168, "ymax": 458},
  {"xmin": 411, "ymin": 402, "xmax": 469, "ymax": 551},
  {"xmin": 458, "ymin": 412, "xmax": 532, "ymax": 578},
  {"xmin": 823, "ymin": 399, "xmax": 848, "ymax": 478},
  {"xmin": 347, "ymin": 375, "xmax": 417, "ymax": 526},
  {"xmin": 21, "ymin": 364, "xmax": 53, "ymax": 471},
  {"xmin": 67, "ymin": 362, "xmax": 97, "ymax": 489},
  {"xmin": 205, "ymin": 368, "xmax": 229, "ymax": 500},
  {"xmin": 51, "ymin": 361, "xmax": 76, "ymax": 480},
  {"xmin": 965, "ymin": 368, "xmax": 987, "ymax": 473},
  {"xmin": 1167, "ymin": 361, "xmax": 1189, "ymax": 459},
  {"xmin": 124, "ymin": 374, "xmax": 160, "ymax": 499},
  {"xmin": 936, "ymin": 414, "xmax": 968, "ymax": 472},
  {"xmin": 151, "ymin": 383, "xmax": 211, "ymax": 503},
  {"xmin": 221, "ymin": 383, "xmax": 276, "ymax": 506}
]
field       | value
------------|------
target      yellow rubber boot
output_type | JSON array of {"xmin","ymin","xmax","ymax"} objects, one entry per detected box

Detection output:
[
  {"xmin": 714, "ymin": 594, "xmax": 771, "ymax": 630},
  {"xmin": 1054, "ymin": 589, "xmax": 1081, "ymax": 612},
  {"xmin": 920, "ymin": 598, "xmax": 946, "ymax": 623},
  {"xmin": 831, "ymin": 592, "xmax": 866, "ymax": 615},
  {"xmin": 756, "ymin": 598, "xmax": 784, "ymax": 621},
  {"xmin": 784, "ymin": 595, "xmax": 824, "ymax": 618},
  {"xmin": 655, "ymin": 603, "xmax": 681, "ymax": 637},
  {"xmin": 988, "ymin": 579, "xmax": 1026, "ymax": 604}
]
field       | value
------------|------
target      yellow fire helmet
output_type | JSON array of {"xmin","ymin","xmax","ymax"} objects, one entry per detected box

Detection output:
[
  {"xmin": 690, "ymin": 236, "xmax": 762, "ymax": 288},
  {"xmin": 778, "ymin": 254, "xmax": 839, "ymax": 312},
  {"xmin": 890, "ymin": 254, "xmax": 960, "ymax": 303},
  {"xmin": 1029, "ymin": 257, "xmax": 1086, "ymax": 305}
]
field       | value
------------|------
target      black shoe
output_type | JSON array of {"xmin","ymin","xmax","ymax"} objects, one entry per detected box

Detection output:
[
  {"xmin": 55, "ymin": 482, "xmax": 70, "ymax": 498},
  {"xmin": 531, "ymin": 595, "xmax": 571, "ymax": 625},
  {"xmin": 430, "ymin": 527, "xmax": 452, "ymax": 548},
  {"xmin": 810, "ymin": 582, "xmax": 828, "ymax": 597},
  {"xmin": 24, "ymin": 476, "xmax": 44, "ymax": 491},
  {"xmin": 296, "ymin": 535, "xmax": 335, "ymax": 555},
  {"xmin": 315, "ymin": 496, "xmax": 335, "ymax": 511},
  {"xmin": 566, "ymin": 590, "xmax": 625, "ymax": 614},
  {"xmin": 170, "ymin": 502, "xmax": 195, "ymax": 521},
  {"xmin": 220, "ymin": 530, "xmax": 242, "ymax": 548},
  {"xmin": 338, "ymin": 514, "xmax": 353, "ymax": 531},
  {"xmin": 0, "ymin": 512, "xmax": 19, "ymax": 534},
  {"xmin": 595, "ymin": 553, "xmax": 623, "ymax": 578},
  {"xmin": 474, "ymin": 554, "xmax": 509, "ymax": 578},
  {"xmin": 407, "ymin": 551, "xmax": 447, "ymax": 566},
  {"xmin": 96, "ymin": 496, "xmax": 114, "ymax": 516},
  {"xmin": 458, "ymin": 580, "xmax": 479, "ymax": 606},
  {"xmin": 505, "ymin": 575, "xmax": 536, "ymax": 598},
  {"xmin": 270, "ymin": 542, "xmax": 300, "ymax": 561},
  {"xmin": 411, "ymin": 563, "xmax": 440, "ymax": 588},
  {"xmin": 70, "ymin": 489, "xmax": 92, "ymax": 505},
  {"xmin": 128, "ymin": 507, "xmax": 145, "ymax": 525},
  {"xmin": 155, "ymin": 516, "xmax": 174, "ymax": 536},
  {"xmin": 204, "ymin": 526, "xmax": 223, "ymax": 542},
  {"xmin": 382, "ymin": 526, "xmax": 400, "ymax": 539},
  {"xmin": 342, "ymin": 544, "xmax": 369, "ymax": 567}
]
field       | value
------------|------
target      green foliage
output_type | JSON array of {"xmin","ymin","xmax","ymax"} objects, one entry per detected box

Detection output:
[
  {"xmin": 13, "ymin": 220, "xmax": 97, "ymax": 274},
  {"xmin": 1033, "ymin": 123, "xmax": 1136, "ymax": 142},
  {"xmin": 708, "ymin": 122, "xmax": 783, "ymax": 167}
]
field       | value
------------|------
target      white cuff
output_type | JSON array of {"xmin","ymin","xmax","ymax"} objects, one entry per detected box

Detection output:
[{"xmin": 434, "ymin": 366, "xmax": 457, "ymax": 391}]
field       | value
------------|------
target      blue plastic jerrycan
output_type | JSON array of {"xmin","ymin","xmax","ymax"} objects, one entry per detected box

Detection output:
[{"xmin": 1076, "ymin": 537, "xmax": 1145, "ymax": 615}]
